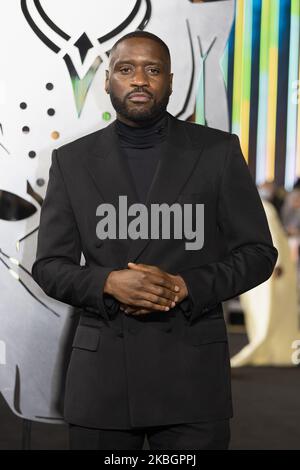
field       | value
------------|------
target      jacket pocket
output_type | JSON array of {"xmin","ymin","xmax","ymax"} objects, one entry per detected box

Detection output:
[
  {"xmin": 72, "ymin": 325, "xmax": 101, "ymax": 351},
  {"xmin": 184, "ymin": 318, "xmax": 228, "ymax": 346}
]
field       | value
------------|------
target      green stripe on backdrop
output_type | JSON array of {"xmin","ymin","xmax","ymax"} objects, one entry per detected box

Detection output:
[
  {"xmin": 232, "ymin": 0, "xmax": 253, "ymax": 162},
  {"xmin": 256, "ymin": 0, "xmax": 271, "ymax": 183}
]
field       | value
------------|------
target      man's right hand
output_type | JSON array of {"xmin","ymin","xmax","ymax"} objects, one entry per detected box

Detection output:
[{"xmin": 103, "ymin": 269, "xmax": 180, "ymax": 312}]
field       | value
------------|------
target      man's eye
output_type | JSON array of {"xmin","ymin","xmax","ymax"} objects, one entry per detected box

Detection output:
[
  {"xmin": 120, "ymin": 67, "xmax": 131, "ymax": 73},
  {"xmin": 149, "ymin": 68, "xmax": 160, "ymax": 74}
]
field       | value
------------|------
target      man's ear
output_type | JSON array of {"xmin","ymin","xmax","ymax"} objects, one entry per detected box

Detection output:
[
  {"xmin": 105, "ymin": 70, "xmax": 110, "ymax": 94},
  {"xmin": 169, "ymin": 72, "xmax": 173, "ymax": 95}
]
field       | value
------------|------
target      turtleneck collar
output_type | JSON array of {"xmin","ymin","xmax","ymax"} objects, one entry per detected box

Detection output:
[{"xmin": 116, "ymin": 110, "xmax": 168, "ymax": 149}]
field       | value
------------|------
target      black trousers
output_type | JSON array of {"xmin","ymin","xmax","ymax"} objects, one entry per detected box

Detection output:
[{"xmin": 69, "ymin": 419, "xmax": 230, "ymax": 450}]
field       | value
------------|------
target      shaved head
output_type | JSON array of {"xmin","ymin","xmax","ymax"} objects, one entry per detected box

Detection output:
[{"xmin": 108, "ymin": 30, "xmax": 171, "ymax": 72}]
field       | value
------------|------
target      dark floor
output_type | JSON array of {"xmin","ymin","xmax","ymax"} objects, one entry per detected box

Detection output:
[{"xmin": 0, "ymin": 333, "xmax": 299, "ymax": 450}]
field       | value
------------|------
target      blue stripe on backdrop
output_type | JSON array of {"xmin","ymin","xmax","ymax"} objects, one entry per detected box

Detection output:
[
  {"xmin": 248, "ymin": 0, "xmax": 262, "ymax": 178},
  {"xmin": 227, "ymin": 13, "xmax": 235, "ymax": 133},
  {"xmin": 275, "ymin": 0, "xmax": 291, "ymax": 186}
]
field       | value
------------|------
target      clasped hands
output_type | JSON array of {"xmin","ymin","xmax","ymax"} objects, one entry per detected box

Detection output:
[{"xmin": 104, "ymin": 262, "xmax": 188, "ymax": 316}]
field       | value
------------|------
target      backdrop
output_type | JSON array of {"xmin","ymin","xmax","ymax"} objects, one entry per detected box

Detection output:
[{"xmin": 0, "ymin": 0, "xmax": 234, "ymax": 423}]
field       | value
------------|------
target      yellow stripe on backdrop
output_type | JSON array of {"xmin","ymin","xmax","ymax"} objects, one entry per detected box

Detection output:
[
  {"xmin": 232, "ymin": 0, "xmax": 253, "ymax": 163},
  {"xmin": 266, "ymin": 0, "xmax": 279, "ymax": 181}
]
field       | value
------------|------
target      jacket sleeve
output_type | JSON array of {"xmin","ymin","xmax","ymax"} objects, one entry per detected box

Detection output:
[
  {"xmin": 31, "ymin": 149, "xmax": 118, "ymax": 321},
  {"xmin": 177, "ymin": 133, "xmax": 278, "ymax": 323}
]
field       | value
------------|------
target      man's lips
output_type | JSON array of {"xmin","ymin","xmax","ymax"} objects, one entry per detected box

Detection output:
[{"xmin": 128, "ymin": 93, "xmax": 152, "ymax": 103}]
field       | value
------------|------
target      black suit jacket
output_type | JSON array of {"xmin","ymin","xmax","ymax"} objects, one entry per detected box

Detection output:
[{"xmin": 32, "ymin": 112, "xmax": 278, "ymax": 429}]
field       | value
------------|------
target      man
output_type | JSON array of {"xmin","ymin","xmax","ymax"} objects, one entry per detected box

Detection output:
[{"xmin": 31, "ymin": 31, "xmax": 278, "ymax": 450}]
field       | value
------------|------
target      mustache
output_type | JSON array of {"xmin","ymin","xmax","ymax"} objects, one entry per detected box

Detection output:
[{"xmin": 127, "ymin": 89, "xmax": 153, "ymax": 99}]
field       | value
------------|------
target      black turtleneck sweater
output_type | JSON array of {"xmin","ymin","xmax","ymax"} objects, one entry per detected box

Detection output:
[{"xmin": 116, "ymin": 111, "xmax": 168, "ymax": 203}]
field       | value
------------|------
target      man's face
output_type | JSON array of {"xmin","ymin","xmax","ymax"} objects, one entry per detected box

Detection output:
[{"xmin": 105, "ymin": 37, "xmax": 173, "ymax": 123}]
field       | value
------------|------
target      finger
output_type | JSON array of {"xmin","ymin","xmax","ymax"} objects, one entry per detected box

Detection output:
[
  {"xmin": 134, "ymin": 299, "xmax": 171, "ymax": 312},
  {"xmin": 120, "ymin": 304, "xmax": 131, "ymax": 312},
  {"xmin": 143, "ymin": 283, "xmax": 179, "ymax": 303},
  {"xmin": 134, "ymin": 288, "xmax": 176, "ymax": 308},
  {"xmin": 122, "ymin": 303, "xmax": 158, "ymax": 315},
  {"xmin": 146, "ymin": 272, "xmax": 180, "ymax": 293},
  {"xmin": 129, "ymin": 264, "xmax": 180, "ymax": 293},
  {"xmin": 120, "ymin": 302, "xmax": 141, "ymax": 312},
  {"xmin": 131, "ymin": 310, "xmax": 151, "ymax": 315},
  {"xmin": 128, "ymin": 263, "xmax": 158, "ymax": 272},
  {"xmin": 124, "ymin": 306, "xmax": 139, "ymax": 314}
]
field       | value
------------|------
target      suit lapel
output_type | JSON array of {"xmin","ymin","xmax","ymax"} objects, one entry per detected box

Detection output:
[
  {"xmin": 85, "ymin": 119, "xmax": 139, "ymax": 208},
  {"xmin": 85, "ymin": 112, "xmax": 206, "ymax": 264}
]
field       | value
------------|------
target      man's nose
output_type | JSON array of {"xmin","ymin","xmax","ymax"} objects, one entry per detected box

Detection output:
[{"xmin": 130, "ymin": 68, "xmax": 149, "ymax": 87}]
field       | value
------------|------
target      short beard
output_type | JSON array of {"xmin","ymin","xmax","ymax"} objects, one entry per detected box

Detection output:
[{"xmin": 110, "ymin": 90, "xmax": 170, "ymax": 123}]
